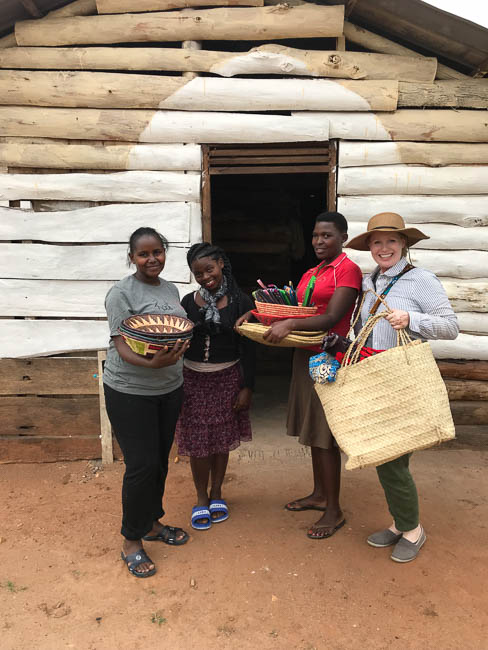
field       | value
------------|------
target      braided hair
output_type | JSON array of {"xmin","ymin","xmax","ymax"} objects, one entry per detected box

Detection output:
[{"xmin": 187, "ymin": 242, "xmax": 241, "ymax": 328}]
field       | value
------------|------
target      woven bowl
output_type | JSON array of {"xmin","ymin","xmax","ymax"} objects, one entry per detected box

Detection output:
[
  {"xmin": 237, "ymin": 322, "xmax": 325, "ymax": 348},
  {"xmin": 251, "ymin": 309, "xmax": 314, "ymax": 326},
  {"xmin": 121, "ymin": 333, "xmax": 191, "ymax": 357},
  {"xmin": 254, "ymin": 301, "xmax": 318, "ymax": 318},
  {"xmin": 122, "ymin": 313, "xmax": 194, "ymax": 337}
]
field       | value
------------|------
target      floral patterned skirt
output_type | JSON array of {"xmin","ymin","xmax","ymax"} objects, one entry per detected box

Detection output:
[{"xmin": 176, "ymin": 363, "xmax": 252, "ymax": 458}]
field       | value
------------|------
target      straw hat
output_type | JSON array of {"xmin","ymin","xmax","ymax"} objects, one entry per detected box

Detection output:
[{"xmin": 346, "ymin": 212, "xmax": 429, "ymax": 251}]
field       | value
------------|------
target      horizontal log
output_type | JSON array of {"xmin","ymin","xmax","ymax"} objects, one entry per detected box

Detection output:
[
  {"xmin": 347, "ymin": 221, "xmax": 488, "ymax": 251},
  {"xmin": 441, "ymin": 283, "xmax": 488, "ymax": 314},
  {"xmin": 0, "ymin": 201, "xmax": 199, "ymax": 242},
  {"xmin": 346, "ymin": 249, "xmax": 488, "ymax": 279},
  {"xmin": 429, "ymin": 335, "xmax": 488, "ymax": 361},
  {"xmin": 339, "ymin": 142, "xmax": 488, "ymax": 168},
  {"xmin": 0, "ymin": 142, "xmax": 201, "ymax": 170},
  {"xmin": 444, "ymin": 380, "xmax": 488, "ymax": 401},
  {"xmin": 0, "ymin": 44, "xmax": 437, "ymax": 82},
  {"xmin": 0, "ymin": 243, "xmax": 191, "ymax": 281},
  {"xmin": 0, "ymin": 0, "xmax": 97, "ymax": 49},
  {"xmin": 15, "ymin": 5, "xmax": 345, "ymax": 46},
  {"xmin": 343, "ymin": 20, "xmax": 467, "ymax": 81},
  {"xmin": 0, "ymin": 171, "xmax": 200, "ymax": 202},
  {"xmin": 456, "ymin": 312, "xmax": 488, "ymax": 333},
  {"xmin": 0, "ymin": 357, "xmax": 98, "ymax": 394},
  {"xmin": 338, "ymin": 195, "xmax": 488, "ymax": 227},
  {"xmin": 97, "ymin": 0, "xmax": 263, "ymax": 10},
  {"xmin": 0, "ymin": 320, "xmax": 110, "ymax": 358},
  {"xmin": 449, "ymin": 400, "xmax": 488, "ymax": 426},
  {"xmin": 0, "ymin": 279, "xmax": 197, "ymax": 317},
  {"xmin": 437, "ymin": 360, "xmax": 488, "ymax": 381},
  {"xmin": 0, "ymin": 395, "xmax": 99, "ymax": 436},
  {"xmin": 398, "ymin": 81, "xmax": 488, "ymax": 109},
  {"xmin": 0, "ymin": 107, "xmax": 330, "ymax": 143},
  {"xmin": 293, "ymin": 110, "xmax": 488, "ymax": 142},
  {"xmin": 338, "ymin": 165, "xmax": 488, "ymax": 195},
  {"xmin": 0, "ymin": 436, "xmax": 102, "ymax": 464},
  {"xmin": 0, "ymin": 72, "xmax": 398, "ymax": 111}
]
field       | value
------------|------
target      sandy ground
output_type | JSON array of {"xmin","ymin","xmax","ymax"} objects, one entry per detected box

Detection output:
[{"xmin": 1, "ymin": 379, "xmax": 487, "ymax": 650}]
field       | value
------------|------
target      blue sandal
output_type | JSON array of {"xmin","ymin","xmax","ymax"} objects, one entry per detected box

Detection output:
[
  {"xmin": 121, "ymin": 549, "xmax": 156, "ymax": 578},
  {"xmin": 209, "ymin": 499, "xmax": 229, "ymax": 523},
  {"xmin": 191, "ymin": 506, "xmax": 211, "ymax": 531}
]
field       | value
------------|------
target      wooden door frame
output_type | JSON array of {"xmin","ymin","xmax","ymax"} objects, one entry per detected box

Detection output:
[{"xmin": 201, "ymin": 140, "xmax": 337, "ymax": 244}]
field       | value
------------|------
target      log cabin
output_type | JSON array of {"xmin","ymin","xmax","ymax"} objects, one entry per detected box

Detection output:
[{"xmin": 0, "ymin": 0, "xmax": 487, "ymax": 462}]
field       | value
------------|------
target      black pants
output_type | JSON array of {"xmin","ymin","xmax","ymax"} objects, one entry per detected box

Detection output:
[{"xmin": 104, "ymin": 383, "xmax": 183, "ymax": 541}]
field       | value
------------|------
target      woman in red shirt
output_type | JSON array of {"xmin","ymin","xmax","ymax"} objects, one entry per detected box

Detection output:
[{"xmin": 264, "ymin": 211, "xmax": 362, "ymax": 539}]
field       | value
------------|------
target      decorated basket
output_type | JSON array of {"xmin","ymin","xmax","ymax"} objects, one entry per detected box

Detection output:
[
  {"xmin": 254, "ymin": 301, "xmax": 318, "ymax": 319},
  {"xmin": 122, "ymin": 313, "xmax": 194, "ymax": 337},
  {"xmin": 237, "ymin": 322, "xmax": 326, "ymax": 348},
  {"xmin": 251, "ymin": 309, "xmax": 315, "ymax": 327}
]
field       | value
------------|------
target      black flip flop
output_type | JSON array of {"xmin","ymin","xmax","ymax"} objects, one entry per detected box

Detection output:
[
  {"xmin": 284, "ymin": 501, "xmax": 327, "ymax": 512},
  {"xmin": 121, "ymin": 549, "xmax": 156, "ymax": 578},
  {"xmin": 143, "ymin": 524, "xmax": 189, "ymax": 546},
  {"xmin": 307, "ymin": 519, "xmax": 346, "ymax": 540}
]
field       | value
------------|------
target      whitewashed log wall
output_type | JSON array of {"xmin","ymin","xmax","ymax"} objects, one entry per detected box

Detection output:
[
  {"xmin": 1, "ymin": 0, "xmax": 487, "ymax": 362},
  {"xmin": 336, "ymin": 141, "xmax": 488, "ymax": 361}
]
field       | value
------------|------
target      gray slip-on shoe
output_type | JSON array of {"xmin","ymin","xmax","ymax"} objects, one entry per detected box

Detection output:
[
  {"xmin": 367, "ymin": 529, "xmax": 403, "ymax": 548},
  {"xmin": 391, "ymin": 527, "xmax": 426, "ymax": 563}
]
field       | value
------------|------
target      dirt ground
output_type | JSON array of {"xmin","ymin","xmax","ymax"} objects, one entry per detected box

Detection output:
[{"xmin": 1, "ymin": 378, "xmax": 487, "ymax": 650}]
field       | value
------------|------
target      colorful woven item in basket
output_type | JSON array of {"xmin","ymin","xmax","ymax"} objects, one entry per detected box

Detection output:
[
  {"xmin": 309, "ymin": 352, "xmax": 340, "ymax": 384},
  {"xmin": 237, "ymin": 322, "xmax": 325, "ymax": 348},
  {"xmin": 314, "ymin": 312, "xmax": 455, "ymax": 470}
]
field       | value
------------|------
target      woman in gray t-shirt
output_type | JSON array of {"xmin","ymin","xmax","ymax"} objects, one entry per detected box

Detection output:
[{"xmin": 103, "ymin": 227, "xmax": 190, "ymax": 578}]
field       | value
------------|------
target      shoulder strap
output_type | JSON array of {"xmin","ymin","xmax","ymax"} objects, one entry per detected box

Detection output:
[{"xmin": 369, "ymin": 264, "xmax": 414, "ymax": 316}]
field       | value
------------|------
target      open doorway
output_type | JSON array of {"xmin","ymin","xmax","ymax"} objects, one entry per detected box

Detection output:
[{"xmin": 202, "ymin": 142, "xmax": 336, "ymax": 375}]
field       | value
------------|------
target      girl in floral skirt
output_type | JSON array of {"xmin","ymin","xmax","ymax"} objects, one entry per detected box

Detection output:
[{"xmin": 176, "ymin": 243, "xmax": 255, "ymax": 530}]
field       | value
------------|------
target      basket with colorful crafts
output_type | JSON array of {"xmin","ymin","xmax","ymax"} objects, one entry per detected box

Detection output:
[
  {"xmin": 238, "ymin": 278, "xmax": 326, "ymax": 348},
  {"xmin": 119, "ymin": 313, "xmax": 194, "ymax": 357}
]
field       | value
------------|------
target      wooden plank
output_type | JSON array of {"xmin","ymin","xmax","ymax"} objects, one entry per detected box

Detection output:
[
  {"xmin": 438, "ymin": 360, "xmax": 488, "ymax": 381},
  {"xmin": 441, "ymin": 282, "xmax": 488, "ymax": 314},
  {"xmin": 339, "ymin": 142, "xmax": 488, "ymax": 168},
  {"xmin": 0, "ymin": 202, "xmax": 194, "ymax": 243},
  {"xmin": 97, "ymin": 0, "xmax": 264, "ymax": 12},
  {"xmin": 429, "ymin": 335, "xmax": 488, "ymax": 361},
  {"xmin": 328, "ymin": 140, "xmax": 337, "ymax": 211},
  {"xmin": 15, "ymin": 5, "xmax": 345, "ymax": 46},
  {"xmin": 209, "ymin": 165, "xmax": 330, "ymax": 175},
  {"xmin": 0, "ymin": 436, "xmax": 102, "ymax": 464},
  {"xmin": 398, "ymin": 81, "xmax": 488, "ymax": 109},
  {"xmin": 456, "ymin": 312, "xmax": 488, "ymax": 334},
  {"xmin": 0, "ymin": 243, "xmax": 191, "ymax": 281},
  {"xmin": 444, "ymin": 379, "xmax": 488, "ymax": 401},
  {"xmin": 98, "ymin": 350, "xmax": 113, "ymax": 464},
  {"xmin": 210, "ymin": 146, "xmax": 329, "ymax": 156},
  {"xmin": 338, "ymin": 195, "xmax": 488, "ymax": 227},
  {"xmin": 211, "ymin": 156, "xmax": 329, "ymax": 165},
  {"xmin": 0, "ymin": 395, "xmax": 99, "ymax": 436},
  {"xmin": 0, "ymin": 321, "xmax": 110, "ymax": 358},
  {"xmin": 347, "ymin": 221, "xmax": 488, "ymax": 250},
  {"xmin": 338, "ymin": 165, "xmax": 488, "ymax": 196},
  {"xmin": 0, "ymin": 171, "xmax": 200, "ymax": 202},
  {"xmin": 450, "ymin": 400, "xmax": 488, "ymax": 426},
  {"xmin": 0, "ymin": 142, "xmax": 201, "ymax": 171},
  {"xmin": 0, "ymin": 72, "xmax": 398, "ymax": 111},
  {"xmin": 0, "ymin": 107, "xmax": 330, "ymax": 143},
  {"xmin": 0, "ymin": 44, "xmax": 438, "ymax": 82},
  {"xmin": 201, "ymin": 145, "xmax": 211, "ymax": 243},
  {"xmin": 294, "ymin": 110, "xmax": 488, "ymax": 142},
  {"xmin": 0, "ymin": 279, "xmax": 197, "ymax": 317},
  {"xmin": 0, "ymin": 358, "xmax": 99, "ymax": 394},
  {"xmin": 346, "ymin": 249, "xmax": 488, "ymax": 280},
  {"xmin": 343, "ymin": 20, "xmax": 468, "ymax": 81}
]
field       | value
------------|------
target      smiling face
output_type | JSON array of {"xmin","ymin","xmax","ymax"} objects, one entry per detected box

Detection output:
[
  {"xmin": 130, "ymin": 234, "xmax": 166, "ymax": 285},
  {"xmin": 191, "ymin": 255, "xmax": 224, "ymax": 294},
  {"xmin": 368, "ymin": 231, "xmax": 406, "ymax": 272},
  {"xmin": 312, "ymin": 220, "xmax": 347, "ymax": 264}
]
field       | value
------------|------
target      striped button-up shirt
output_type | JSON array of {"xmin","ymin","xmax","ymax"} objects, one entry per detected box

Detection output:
[{"xmin": 359, "ymin": 257, "xmax": 459, "ymax": 350}]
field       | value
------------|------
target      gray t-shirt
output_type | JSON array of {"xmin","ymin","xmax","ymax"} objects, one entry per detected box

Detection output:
[{"xmin": 103, "ymin": 274, "xmax": 187, "ymax": 396}]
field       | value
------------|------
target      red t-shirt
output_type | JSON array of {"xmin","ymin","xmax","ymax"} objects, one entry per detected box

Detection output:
[{"xmin": 296, "ymin": 252, "xmax": 362, "ymax": 338}]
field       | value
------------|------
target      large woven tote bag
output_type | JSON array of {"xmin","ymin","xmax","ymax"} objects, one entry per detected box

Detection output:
[{"xmin": 314, "ymin": 312, "xmax": 455, "ymax": 470}]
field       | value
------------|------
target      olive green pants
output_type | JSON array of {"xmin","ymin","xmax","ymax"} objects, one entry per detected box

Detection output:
[{"xmin": 376, "ymin": 453, "xmax": 419, "ymax": 532}]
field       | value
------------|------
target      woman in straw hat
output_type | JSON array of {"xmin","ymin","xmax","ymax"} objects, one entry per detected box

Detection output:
[{"xmin": 347, "ymin": 212, "xmax": 458, "ymax": 563}]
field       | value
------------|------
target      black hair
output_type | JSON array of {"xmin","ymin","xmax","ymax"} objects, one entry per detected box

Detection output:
[
  {"xmin": 315, "ymin": 211, "xmax": 348, "ymax": 234},
  {"xmin": 187, "ymin": 242, "xmax": 241, "ymax": 328},
  {"xmin": 127, "ymin": 227, "xmax": 169, "ymax": 266}
]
